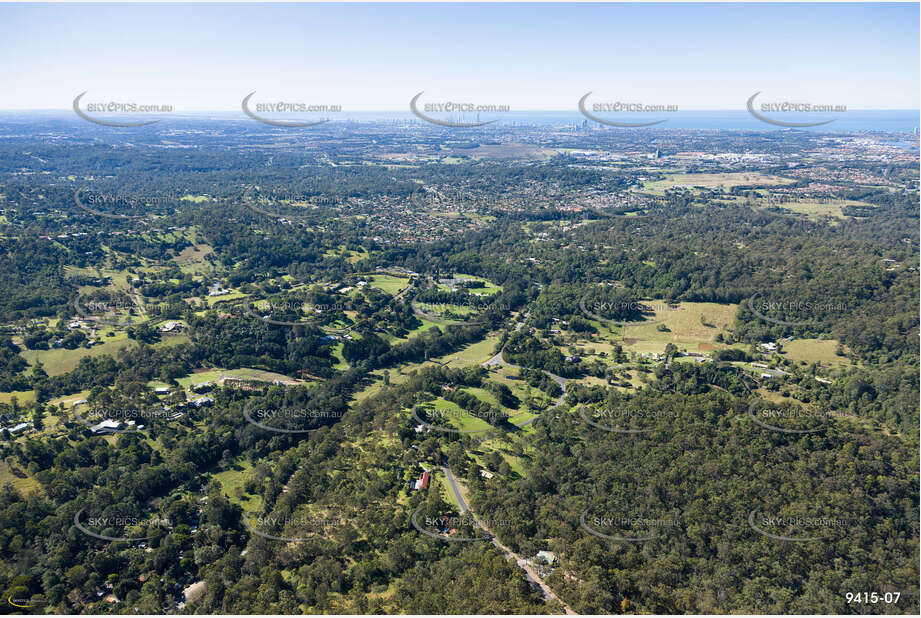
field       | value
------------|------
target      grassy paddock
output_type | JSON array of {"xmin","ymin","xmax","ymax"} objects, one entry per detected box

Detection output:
[
  {"xmin": 782, "ymin": 338, "xmax": 851, "ymax": 366},
  {"xmin": 620, "ymin": 301, "xmax": 738, "ymax": 355}
]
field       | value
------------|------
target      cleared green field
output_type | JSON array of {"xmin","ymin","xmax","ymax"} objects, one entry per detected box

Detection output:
[
  {"xmin": 644, "ymin": 172, "xmax": 794, "ymax": 194},
  {"xmin": 484, "ymin": 364, "xmax": 544, "ymax": 400},
  {"xmin": 330, "ymin": 342, "xmax": 349, "ymax": 370},
  {"xmin": 464, "ymin": 386, "xmax": 500, "ymax": 408},
  {"xmin": 21, "ymin": 336, "xmax": 137, "ymax": 376},
  {"xmin": 430, "ymin": 336, "xmax": 501, "ymax": 368},
  {"xmin": 418, "ymin": 303, "xmax": 479, "ymax": 320},
  {"xmin": 0, "ymin": 390, "xmax": 37, "ymax": 406},
  {"xmin": 392, "ymin": 317, "xmax": 442, "ymax": 342},
  {"xmin": 783, "ymin": 338, "xmax": 851, "ymax": 367},
  {"xmin": 621, "ymin": 301, "xmax": 738, "ymax": 355},
  {"xmin": 438, "ymin": 274, "xmax": 501, "ymax": 296},
  {"xmin": 575, "ymin": 340, "xmax": 620, "ymax": 356},
  {"xmin": 204, "ymin": 289, "xmax": 246, "ymax": 306},
  {"xmin": 508, "ymin": 411, "xmax": 537, "ymax": 428},
  {"xmin": 212, "ymin": 460, "xmax": 262, "ymax": 510},
  {"xmin": 163, "ymin": 367, "xmax": 302, "ymax": 390},
  {"xmin": 45, "ymin": 390, "xmax": 91, "ymax": 409},
  {"xmin": 0, "ymin": 461, "xmax": 40, "ymax": 495},
  {"xmin": 765, "ymin": 199, "xmax": 872, "ymax": 220},
  {"xmin": 470, "ymin": 443, "xmax": 527, "ymax": 476},
  {"xmin": 152, "ymin": 335, "xmax": 190, "ymax": 349},
  {"xmin": 439, "ymin": 474, "xmax": 461, "ymax": 509},
  {"xmin": 324, "ymin": 244, "xmax": 369, "ymax": 264},
  {"xmin": 367, "ymin": 275, "xmax": 410, "ymax": 295},
  {"xmin": 426, "ymin": 398, "xmax": 494, "ymax": 433},
  {"xmin": 174, "ymin": 244, "xmax": 214, "ymax": 273}
]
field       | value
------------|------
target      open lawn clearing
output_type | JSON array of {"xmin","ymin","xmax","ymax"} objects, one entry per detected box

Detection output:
[
  {"xmin": 367, "ymin": 274, "xmax": 410, "ymax": 295},
  {"xmin": 438, "ymin": 474, "xmax": 461, "ymax": 510},
  {"xmin": 0, "ymin": 460, "xmax": 40, "ymax": 495},
  {"xmin": 21, "ymin": 336, "xmax": 137, "ymax": 376},
  {"xmin": 470, "ymin": 440, "xmax": 527, "ymax": 476},
  {"xmin": 430, "ymin": 336, "xmax": 500, "ymax": 368},
  {"xmin": 621, "ymin": 301, "xmax": 737, "ymax": 355},
  {"xmin": 482, "ymin": 365, "xmax": 547, "ymax": 404},
  {"xmin": 573, "ymin": 339, "xmax": 620, "ymax": 357},
  {"xmin": 0, "ymin": 390, "xmax": 36, "ymax": 406},
  {"xmin": 438, "ymin": 274, "xmax": 502, "ymax": 296},
  {"xmin": 47, "ymin": 389, "xmax": 91, "ymax": 409},
  {"xmin": 452, "ymin": 142, "xmax": 555, "ymax": 161},
  {"xmin": 384, "ymin": 317, "xmax": 441, "ymax": 344},
  {"xmin": 203, "ymin": 289, "xmax": 246, "ymax": 306},
  {"xmin": 782, "ymin": 338, "xmax": 851, "ymax": 367},
  {"xmin": 760, "ymin": 198, "xmax": 873, "ymax": 220},
  {"xmin": 508, "ymin": 411, "xmax": 537, "ymax": 429},
  {"xmin": 324, "ymin": 244, "xmax": 369, "ymax": 264},
  {"xmin": 350, "ymin": 376, "xmax": 387, "ymax": 405},
  {"xmin": 643, "ymin": 172, "xmax": 794, "ymax": 194},
  {"xmin": 174, "ymin": 243, "xmax": 213, "ymax": 265},
  {"xmin": 224, "ymin": 367, "xmax": 303, "ymax": 383},
  {"xmin": 152, "ymin": 334, "xmax": 190, "ymax": 349},
  {"xmin": 425, "ymin": 398, "xmax": 494, "ymax": 433},
  {"xmin": 350, "ymin": 369, "xmax": 417, "ymax": 405},
  {"xmin": 331, "ymin": 342, "xmax": 349, "ymax": 370},
  {"xmin": 463, "ymin": 386, "xmax": 502, "ymax": 409},
  {"xmin": 213, "ymin": 460, "xmax": 262, "ymax": 510},
  {"xmin": 167, "ymin": 367, "xmax": 302, "ymax": 390},
  {"xmin": 350, "ymin": 335, "xmax": 498, "ymax": 405}
]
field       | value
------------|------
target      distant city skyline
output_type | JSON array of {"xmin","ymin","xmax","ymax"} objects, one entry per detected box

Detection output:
[{"xmin": 0, "ymin": 2, "xmax": 918, "ymax": 111}]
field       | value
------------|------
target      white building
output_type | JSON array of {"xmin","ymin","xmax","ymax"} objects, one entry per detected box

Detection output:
[{"xmin": 90, "ymin": 419, "xmax": 121, "ymax": 433}]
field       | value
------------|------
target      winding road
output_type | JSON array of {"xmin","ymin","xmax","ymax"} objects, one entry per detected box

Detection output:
[
  {"xmin": 442, "ymin": 465, "xmax": 577, "ymax": 615},
  {"xmin": 483, "ymin": 340, "xmax": 569, "ymax": 409}
]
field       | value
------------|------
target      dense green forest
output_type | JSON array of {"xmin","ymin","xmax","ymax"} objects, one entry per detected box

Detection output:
[{"xmin": 0, "ymin": 120, "xmax": 917, "ymax": 614}]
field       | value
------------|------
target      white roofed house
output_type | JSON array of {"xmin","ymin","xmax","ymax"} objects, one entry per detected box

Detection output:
[
  {"xmin": 90, "ymin": 419, "xmax": 122, "ymax": 433},
  {"xmin": 535, "ymin": 550, "xmax": 556, "ymax": 565},
  {"xmin": 3, "ymin": 422, "xmax": 32, "ymax": 435}
]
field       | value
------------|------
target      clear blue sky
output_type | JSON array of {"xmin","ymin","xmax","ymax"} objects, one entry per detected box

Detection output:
[{"xmin": 0, "ymin": 2, "xmax": 917, "ymax": 111}]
